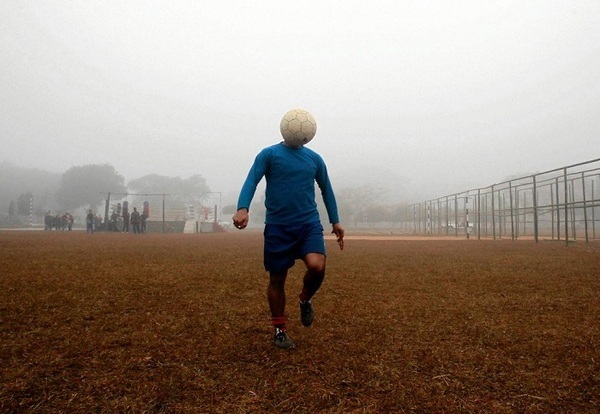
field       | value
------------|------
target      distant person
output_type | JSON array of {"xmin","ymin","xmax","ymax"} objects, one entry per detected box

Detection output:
[
  {"xmin": 44, "ymin": 211, "xmax": 52, "ymax": 231},
  {"xmin": 66, "ymin": 212, "xmax": 74, "ymax": 231},
  {"xmin": 110, "ymin": 211, "xmax": 118, "ymax": 232},
  {"xmin": 233, "ymin": 111, "xmax": 344, "ymax": 350},
  {"xmin": 131, "ymin": 208, "xmax": 141, "ymax": 234},
  {"xmin": 140, "ymin": 210, "xmax": 147, "ymax": 233},
  {"xmin": 61, "ymin": 213, "xmax": 68, "ymax": 231},
  {"xmin": 86, "ymin": 210, "xmax": 94, "ymax": 234},
  {"xmin": 122, "ymin": 211, "xmax": 130, "ymax": 233}
]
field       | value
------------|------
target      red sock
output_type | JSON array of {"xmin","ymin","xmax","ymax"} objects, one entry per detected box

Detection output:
[{"xmin": 271, "ymin": 316, "xmax": 286, "ymax": 330}]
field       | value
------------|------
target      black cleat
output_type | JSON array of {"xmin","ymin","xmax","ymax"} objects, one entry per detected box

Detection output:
[{"xmin": 300, "ymin": 300, "xmax": 314, "ymax": 327}]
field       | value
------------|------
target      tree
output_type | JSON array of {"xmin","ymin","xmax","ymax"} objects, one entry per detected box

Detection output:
[
  {"xmin": 17, "ymin": 192, "xmax": 33, "ymax": 216},
  {"xmin": 391, "ymin": 202, "xmax": 410, "ymax": 226},
  {"xmin": 128, "ymin": 174, "xmax": 211, "ymax": 209},
  {"xmin": 0, "ymin": 162, "xmax": 61, "ymax": 216},
  {"xmin": 336, "ymin": 184, "xmax": 388, "ymax": 227},
  {"xmin": 56, "ymin": 164, "xmax": 127, "ymax": 212}
]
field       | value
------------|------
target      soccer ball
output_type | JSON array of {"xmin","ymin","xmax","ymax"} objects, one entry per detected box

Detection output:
[{"xmin": 279, "ymin": 108, "xmax": 317, "ymax": 147}]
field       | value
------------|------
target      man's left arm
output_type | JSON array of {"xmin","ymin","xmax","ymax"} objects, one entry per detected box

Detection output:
[
  {"xmin": 331, "ymin": 222, "xmax": 345, "ymax": 250},
  {"xmin": 315, "ymin": 160, "xmax": 344, "ymax": 250},
  {"xmin": 314, "ymin": 157, "xmax": 339, "ymax": 222}
]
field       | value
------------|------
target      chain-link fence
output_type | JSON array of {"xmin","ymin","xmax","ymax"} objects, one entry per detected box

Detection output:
[{"xmin": 403, "ymin": 159, "xmax": 600, "ymax": 243}]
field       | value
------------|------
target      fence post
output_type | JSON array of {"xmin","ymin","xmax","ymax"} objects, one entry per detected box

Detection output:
[
  {"xmin": 445, "ymin": 196, "xmax": 449, "ymax": 235},
  {"xmin": 436, "ymin": 198, "xmax": 441, "ymax": 235},
  {"xmin": 465, "ymin": 196, "xmax": 469, "ymax": 239},
  {"xmin": 532, "ymin": 176, "xmax": 539, "ymax": 242},
  {"xmin": 556, "ymin": 177, "xmax": 561, "ymax": 240},
  {"xmin": 564, "ymin": 168, "xmax": 569, "ymax": 246},
  {"xmin": 500, "ymin": 192, "xmax": 504, "ymax": 237},
  {"xmin": 413, "ymin": 204, "xmax": 417, "ymax": 234},
  {"xmin": 581, "ymin": 172, "xmax": 589, "ymax": 242},
  {"xmin": 509, "ymin": 182, "xmax": 515, "ymax": 240},
  {"xmin": 477, "ymin": 189, "xmax": 481, "ymax": 240},
  {"xmin": 516, "ymin": 188, "xmax": 520, "ymax": 238},
  {"xmin": 453, "ymin": 195, "xmax": 458, "ymax": 237},
  {"xmin": 104, "ymin": 192, "xmax": 111, "ymax": 232},
  {"xmin": 549, "ymin": 183, "xmax": 554, "ymax": 239},
  {"xmin": 491, "ymin": 186, "xmax": 496, "ymax": 240},
  {"xmin": 570, "ymin": 178, "xmax": 578, "ymax": 241}
]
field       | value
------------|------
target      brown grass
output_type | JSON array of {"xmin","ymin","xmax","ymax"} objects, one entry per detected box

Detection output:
[{"xmin": 0, "ymin": 231, "xmax": 599, "ymax": 413}]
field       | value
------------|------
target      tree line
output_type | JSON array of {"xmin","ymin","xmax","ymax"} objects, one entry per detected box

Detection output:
[
  {"xmin": 1, "ymin": 163, "xmax": 211, "ymax": 227},
  {"xmin": 2, "ymin": 161, "xmax": 409, "ymax": 228}
]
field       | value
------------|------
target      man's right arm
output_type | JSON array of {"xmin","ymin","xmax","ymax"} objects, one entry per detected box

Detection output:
[{"xmin": 233, "ymin": 149, "xmax": 270, "ymax": 229}]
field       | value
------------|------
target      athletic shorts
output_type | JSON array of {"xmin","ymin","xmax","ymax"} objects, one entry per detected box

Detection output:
[{"xmin": 263, "ymin": 221, "xmax": 326, "ymax": 274}]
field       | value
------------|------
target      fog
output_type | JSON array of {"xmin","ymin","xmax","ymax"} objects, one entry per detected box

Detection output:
[{"xmin": 1, "ymin": 1, "xmax": 599, "ymax": 204}]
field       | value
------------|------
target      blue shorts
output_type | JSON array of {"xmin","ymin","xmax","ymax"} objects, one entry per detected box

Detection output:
[{"xmin": 263, "ymin": 221, "xmax": 326, "ymax": 274}]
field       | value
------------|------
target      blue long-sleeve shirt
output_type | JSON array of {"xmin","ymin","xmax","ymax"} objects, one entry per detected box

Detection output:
[{"xmin": 237, "ymin": 142, "xmax": 340, "ymax": 225}]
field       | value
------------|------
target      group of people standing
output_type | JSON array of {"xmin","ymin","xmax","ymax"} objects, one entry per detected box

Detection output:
[
  {"xmin": 44, "ymin": 211, "xmax": 75, "ymax": 231},
  {"xmin": 107, "ymin": 206, "xmax": 147, "ymax": 234},
  {"xmin": 44, "ymin": 203, "xmax": 149, "ymax": 234}
]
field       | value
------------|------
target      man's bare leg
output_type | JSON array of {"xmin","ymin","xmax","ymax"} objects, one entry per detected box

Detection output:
[
  {"xmin": 268, "ymin": 271, "xmax": 294, "ymax": 349},
  {"xmin": 299, "ymin": 253, "xmax": 326, "ymax": 327}
]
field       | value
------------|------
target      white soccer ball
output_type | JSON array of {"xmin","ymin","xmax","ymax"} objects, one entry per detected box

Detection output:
[{"xmin": 279, "ymin": 108, "xmax": 317, "ymax": 147}]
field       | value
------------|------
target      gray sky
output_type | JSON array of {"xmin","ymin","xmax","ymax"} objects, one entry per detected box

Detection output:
[{"xmin": 1, "ymin": 1, "xmax": 599, "ymax": 203}]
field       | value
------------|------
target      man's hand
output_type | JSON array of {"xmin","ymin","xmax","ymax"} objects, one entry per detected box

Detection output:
[
  {"xmin": 232, "ymin": 208, "xmax": 249, "ymax": 230},
  {"xmin": 332, "ymin": 223, "xmax": 345, "ymax": 250}
]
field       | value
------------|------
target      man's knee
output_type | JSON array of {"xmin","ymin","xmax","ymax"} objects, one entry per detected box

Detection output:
[{"xmin": 304, "ymin": 253, "xmax": 326, "ymax": 274}]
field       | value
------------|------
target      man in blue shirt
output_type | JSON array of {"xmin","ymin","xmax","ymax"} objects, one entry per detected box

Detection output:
[{"xmin": 233, "ymin": 131, "xmax": 344, "ymax": 349}]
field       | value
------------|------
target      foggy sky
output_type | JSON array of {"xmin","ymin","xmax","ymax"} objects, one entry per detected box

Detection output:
[{"xmin": 0, "ymin": 1, "xmax": 599, "ymax": 204}]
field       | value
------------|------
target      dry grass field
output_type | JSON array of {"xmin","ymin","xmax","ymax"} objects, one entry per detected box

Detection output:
[{"xmin": 0, "ymin": 230, "xmax": 599, "ymax": 413}]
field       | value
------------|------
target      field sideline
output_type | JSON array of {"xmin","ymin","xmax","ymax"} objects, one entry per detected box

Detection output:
[{"xmin": 0, "ymin": 231, "xmax": 599, "ymax": 413}]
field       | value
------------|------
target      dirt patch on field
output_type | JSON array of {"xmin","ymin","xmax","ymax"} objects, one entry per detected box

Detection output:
[{"xmin": 0, "ymin": 231, "xmax": 599, "ymax": 413}]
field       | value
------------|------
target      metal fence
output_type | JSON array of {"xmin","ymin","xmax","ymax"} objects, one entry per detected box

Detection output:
[{"xmin": 402, "ymin": 159, "xmax": 600, "ymax": 243}]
